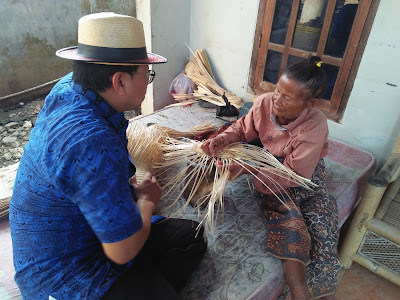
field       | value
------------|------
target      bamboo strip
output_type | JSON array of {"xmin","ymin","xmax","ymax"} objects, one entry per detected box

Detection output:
[
  {"xmin": 352, "ymin": 253, "xmax": 400, "ymax": 286},
  {"xmin": 0, "ymin": 197, "xmax": 10, "ymax": 220},
  {"xmin": 375, "ymin": 180, "xmax": 400, "ymax": 220},
  {"xmin": 126, "ymin": 123, "xmax": 316, "ymax": 235},
  {"xmin": 154, "ymin": 123, "xmax": 218, "ymax": 139},
  {"xmin": 365, "ymin": 218, "xmax": 400, "ymax": 245},
  {"xmin": 155, "ymin": 138, "xmax": 315, "ymax": 234},
  {"xmin": 126, "ymin": 123, "xmax": 165, "ymax": 181}
]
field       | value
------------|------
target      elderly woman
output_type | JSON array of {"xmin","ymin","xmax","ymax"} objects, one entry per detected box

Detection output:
[{"xmin": 202, "ymin": 57, "xmax": 339, "ymax": 300}]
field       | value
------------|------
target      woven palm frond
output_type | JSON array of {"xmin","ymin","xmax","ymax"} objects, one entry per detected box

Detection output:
[
  {"xmin": 126, "ymin": 122, "xmax": 165, "ymax": 182},
  {"xmin": 126, "ymin": 123, "xmax": 316, "ymax": 235},
  {"xmin": 0, "ymin": 197, "xmax": 10, "ymax": 220},
  {"xmin": 155, "ymin": 137, "xmax": 316, "ymax": 235},
  {"xmin": 154, "ymin": 123, "xmax": 218, "ymax": 140}
]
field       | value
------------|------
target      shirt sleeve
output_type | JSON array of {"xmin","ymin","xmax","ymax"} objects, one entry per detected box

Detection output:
[
  {"xmin": 219, "ymin": 97, "xmax": 264, "ymax": 144},
  {"xmin": 52, "ymin": 131, "xmax": 142, "ymax": 243}
]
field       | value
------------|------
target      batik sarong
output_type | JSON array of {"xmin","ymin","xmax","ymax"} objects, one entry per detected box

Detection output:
[{"xmin": 256, "ymin": 159, "xmax": 340, "ymax": 298}]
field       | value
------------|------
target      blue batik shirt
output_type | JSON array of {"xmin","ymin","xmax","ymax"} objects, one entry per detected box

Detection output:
[{"xmin": 9, "ymin": 73, "xmax": 142, "ymax": 299}]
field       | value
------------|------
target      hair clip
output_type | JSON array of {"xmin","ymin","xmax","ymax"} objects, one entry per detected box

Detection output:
[{"xmin": 316, "ymin": 61, "xmax": 322, "ymax": 67}]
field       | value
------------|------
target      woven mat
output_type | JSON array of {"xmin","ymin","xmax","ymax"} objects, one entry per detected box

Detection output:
[{"xmin": 0, "ymin": 162, "xmax": 19, "ymax": 220}]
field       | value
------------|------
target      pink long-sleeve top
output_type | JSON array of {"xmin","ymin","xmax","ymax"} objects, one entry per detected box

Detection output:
[{"xmin": 219, "ymin": 92, "xmax": 329, "ymax": 194}]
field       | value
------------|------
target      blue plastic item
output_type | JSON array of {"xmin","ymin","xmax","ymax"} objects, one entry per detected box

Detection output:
[{"xmin": 238, "ymin": 102, "xmax": 254, "ymax": 119}]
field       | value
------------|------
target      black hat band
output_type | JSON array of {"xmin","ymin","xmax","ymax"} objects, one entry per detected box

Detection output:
[{"xmin": 77, "ymin": 43, "xmax": 148, "ymax": 61}]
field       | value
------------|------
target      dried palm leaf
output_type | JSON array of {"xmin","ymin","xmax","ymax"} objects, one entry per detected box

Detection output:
[
  {"xmin": 178, "ymin": 47, "xmax": 243, "ymax": 108},
  {"xmin": 126, "ymin": 122, "xmax": 165, "ymax": 182},
  {"xmin": 154, "ymin": 123, "xmax": 218, "ymax": 140},
  {"xmin": 154, "ymin": 138, "xmax": 316, "ymax": 235},
  {"xmin": 0, "ymin": 197, "xmax": 10, "ymax": 220},
  {"xmin": 126, "ymin": 123, "xmax": 316, "ymax": 235}
]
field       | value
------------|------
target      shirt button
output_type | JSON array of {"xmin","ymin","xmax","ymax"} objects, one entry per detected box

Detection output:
[
  {"xmin": 268, "ymin": 137, "xmax": 272, "ymax": 140},
  {"xmin": 300, "ymin": 130, "xmax": 304, "ymax": 134}
]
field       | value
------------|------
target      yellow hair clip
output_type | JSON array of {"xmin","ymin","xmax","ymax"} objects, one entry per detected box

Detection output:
[{"xmin": 316, "ymin": 61, "xmax": 322, "ymax": 67}]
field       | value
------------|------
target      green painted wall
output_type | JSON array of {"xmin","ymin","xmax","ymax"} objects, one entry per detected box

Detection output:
[{"xmin": 0, "ymin": 0, "xmax": 136, "ymax": 98}]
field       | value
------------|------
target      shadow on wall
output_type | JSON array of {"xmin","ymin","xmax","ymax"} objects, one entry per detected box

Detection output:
[{"xmin": 0, "ymin": 0, "xmax": 136, "ymax": 98}]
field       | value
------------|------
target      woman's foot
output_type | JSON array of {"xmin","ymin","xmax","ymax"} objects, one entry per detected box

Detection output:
[{"xmin": 282, "ymin": 259, "xmax": 310, "ymax": 300}]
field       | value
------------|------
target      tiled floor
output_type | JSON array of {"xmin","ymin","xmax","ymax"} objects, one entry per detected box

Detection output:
[{"xmin": 335, "ymin": 262, "xmax": 400, "ymax": 299}]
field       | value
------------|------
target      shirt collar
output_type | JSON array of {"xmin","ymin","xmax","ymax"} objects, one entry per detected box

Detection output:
[
  {"xmin": 270, "ymin": 114, "xmax": 287, "ymax": 131},
  {"xmin": 270, "ymin": 108, "xmax": 309, "ymax": 132},
  {"xmin": 72, "ymin": 83, "xmax": 128, "ymax": 141}
]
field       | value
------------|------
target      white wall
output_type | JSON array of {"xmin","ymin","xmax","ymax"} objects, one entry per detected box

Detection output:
[
  {"xmin": 189, "ymin": 0, "xmax": 400, "ymax": 167},
  {"xmin": 190, "ymin": 0, "xmax": 260, "ymax": 101}
]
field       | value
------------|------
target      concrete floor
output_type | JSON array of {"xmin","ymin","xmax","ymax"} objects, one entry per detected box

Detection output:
[{"xmin": 335, "ymin": 262, "xmax": 400, "ymax": 300}]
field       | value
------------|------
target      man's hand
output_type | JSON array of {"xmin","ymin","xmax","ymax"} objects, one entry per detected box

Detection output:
[
  {"xmin": 201, "ymin": 135, "xmax": 226, "ymax": 156},
  {"xmin": 102, "ymin": 172, "xmax": 161, "ymax": 265},
  {"xmin": 129, "ymin": 172, "xmax": 161, "ymax": 210}
]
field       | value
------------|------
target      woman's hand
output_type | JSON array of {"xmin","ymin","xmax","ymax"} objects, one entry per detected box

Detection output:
[
  {"xmin": 201, "ymin": 135, "xmax": 226, "ymax": 156},
  {"xmin": 215, "ymin": 160, "xmax": 250, "ymax": 181},
  {"xmin": 227, "ymin": 163, "xmax": 249, "ymax": 181}
]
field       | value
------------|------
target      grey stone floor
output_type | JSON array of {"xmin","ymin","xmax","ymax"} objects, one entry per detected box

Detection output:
[{"xmin": 0, "ymin": 99, "xmax": 44, "ymax": 169}]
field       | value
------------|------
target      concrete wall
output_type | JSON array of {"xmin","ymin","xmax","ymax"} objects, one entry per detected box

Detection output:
[
  {"xmin": 189, "ymin": 0, "xmax": 400, "ymax": 167},
  {"xmin": 190, "ymin": 0, "xmax": 260, "ymax": 101},
  {"xmin": 0, "ymin": 0, "xmax": 136, "ymax": 98},
  {"xmin": 136, "ymin": 0, "xmax": 191, "ymax": 114}
]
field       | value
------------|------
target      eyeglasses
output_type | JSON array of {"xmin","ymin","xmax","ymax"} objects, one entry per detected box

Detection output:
[{"xmin": 134, "ymin": 70, "xmax": 156, "ymax": 84}]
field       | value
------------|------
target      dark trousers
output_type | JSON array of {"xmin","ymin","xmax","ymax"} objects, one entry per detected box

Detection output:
[{"xmin": 102, "ymin": 218, "xmax": 207, "ymax": 300}]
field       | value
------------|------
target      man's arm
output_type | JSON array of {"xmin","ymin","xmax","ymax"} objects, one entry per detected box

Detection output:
[{"xmin": 101, "ymin": 172, "xmax": 160, "ymax": 265}]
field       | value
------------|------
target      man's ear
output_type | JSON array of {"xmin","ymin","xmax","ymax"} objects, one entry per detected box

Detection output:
[
  {"xmin": 111, "ymin": 72, "xmax": 128, "ymax": 96},
  {"xmin": 308, "ymin": 98, "xmax": 318, "ymax": 108}
]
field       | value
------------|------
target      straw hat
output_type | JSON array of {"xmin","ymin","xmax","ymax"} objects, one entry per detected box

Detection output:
[{"xmin": 56, "ymin": 12, "xmax": 167, "ymax": 65}]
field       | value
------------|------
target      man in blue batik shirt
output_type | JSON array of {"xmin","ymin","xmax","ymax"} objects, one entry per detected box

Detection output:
[{"xmin": 9, "ymin": 12, "xmax": 207, "ymax": 300}]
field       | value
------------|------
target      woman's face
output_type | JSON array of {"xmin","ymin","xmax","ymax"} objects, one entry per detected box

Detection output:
[{"xmin": 272, "ymin": 74, "xmax": 316, "ymax": 125}]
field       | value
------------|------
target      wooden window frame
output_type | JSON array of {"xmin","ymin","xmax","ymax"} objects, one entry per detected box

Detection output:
[{"xmin": 249, "ymin": 0, "xmax": 380, "ymax": 122}]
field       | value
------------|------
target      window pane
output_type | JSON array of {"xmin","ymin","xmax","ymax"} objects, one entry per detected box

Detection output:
[
  {"xmin": 287, "ymin": 55, "xmax": 306, "ymax": 67},
  {"xmin": 325, "ymin": 0, "xmax": 359, "ymax": 57},
  {"xmin": 263, "ymin": 50, "xmax": 282, "ymax": 84},
  {"xmin": 291, "ymin": 0, "xmax": 329, "ymax": 52},
  {"xmin": 270, "ymin": 0, "xmax": 293, "ymax": 45},
  {"xmin": 321, "ymin": 64, "xmax": 339, "ymax": 100}
]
